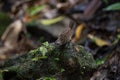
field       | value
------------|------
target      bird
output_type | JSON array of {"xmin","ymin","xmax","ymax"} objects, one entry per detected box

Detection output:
[{"xmin": 55, "ymin": 21, "xmax": 75, "ymax": 46}]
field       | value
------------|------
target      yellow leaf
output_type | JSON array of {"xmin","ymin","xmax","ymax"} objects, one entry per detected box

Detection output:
[
  {"xmin": 75, "ymin": 23, "xmax": 86, "ymax": 41},
  {"xmin": 88, "ymin": 34, "xmax": 111, "ymax": 47}
]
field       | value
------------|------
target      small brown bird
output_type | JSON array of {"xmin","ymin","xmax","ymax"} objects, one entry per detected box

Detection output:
[{"xmin": 55, "ymin": 21, "xmax": 75, "ymax": 45}]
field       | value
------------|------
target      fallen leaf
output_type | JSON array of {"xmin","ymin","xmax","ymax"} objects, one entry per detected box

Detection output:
[
  {"xmin": 40, "ymin": 16, "xmax": 64, "ymax": 25},
  {"xmin": 103, "ymin": 2, "xmax": 120, "ymax": 11},
  {"xmin": 88, "ymin": 34, "xmax": 111, "ymax": 47},
  {"xmin": 29, "ymin": 4, "xmax": 46, "ymax": 16},
  {"xmin": 72, "ymin": 23, "xmax": 86, "ymax": 43}
]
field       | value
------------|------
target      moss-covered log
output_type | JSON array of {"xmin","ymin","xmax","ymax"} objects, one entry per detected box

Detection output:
[{"xmin": 0, "ymin": 42, "xmax": 96, "ymax": 80}]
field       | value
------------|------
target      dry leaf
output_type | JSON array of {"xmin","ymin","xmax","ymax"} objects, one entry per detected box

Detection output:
[
  {"xmin": 72, "ymin": 23, "xmax": 86, "ymax": 43},
  {"xmin": 88, "ymin": 34, "xmax": 111, "ymax": 47}
]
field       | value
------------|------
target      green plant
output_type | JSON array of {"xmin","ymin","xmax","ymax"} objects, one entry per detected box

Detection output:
[{"xmin": 103, "ymin": 2, "xmax": 120, "ymax": 11}]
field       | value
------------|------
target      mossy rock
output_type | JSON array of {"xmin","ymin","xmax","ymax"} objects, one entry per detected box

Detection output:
[{"xmin": 0, "ymin": 42, "xmax": 96, "ymax": 80}]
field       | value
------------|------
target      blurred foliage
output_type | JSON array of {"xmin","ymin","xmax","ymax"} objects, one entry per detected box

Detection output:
[
  {"xmin": 103, "ymin": 0, "xmax": 109, "ymax": 4},
  {"xmin": 29, "ymin": 4, "xmax": 46, "ymax": 16},
  {"xmin": 40, "ymin": 16, "xmax": 65, "ymax": 25},
  {"xmin": 95, "ymin": 57, "xmax": 107, "ymax": 66},
  {"xmin": 0, "ymin": 71, "xmax": 3, "ymax": 80},
  {"xmin": 103, "ymin": 2, "xmax": 120, "ymax": 11},
  {"xmin": 112, "ymin": 34, "xmax": 120, "ymax": 45},
  {"xmin": 0, "ymin": 12, "xmax": 11, "ymax": 36},
  {"xmin": 37, "ymin": 77, "xmax": 56, "ymax": 80}
]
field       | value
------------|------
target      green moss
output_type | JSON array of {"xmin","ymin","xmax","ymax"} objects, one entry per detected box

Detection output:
[
  {"xmin": 74, "ymin": 45, "xmax": 96, "ymax": 68},
  {"xmin": 1, "ymin": 42, "xmax": 96, "ymax": 79},
  {"xmin": 37, "ymin": 77, "xmax": 56, "ymax": 80},
  {"xmin": 40, "ymin": 46, "xmax": 48, "ymax": 56},
  {"xmin": 29, "ymin": 42, "xmax": 55, "ymax": 61}
]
